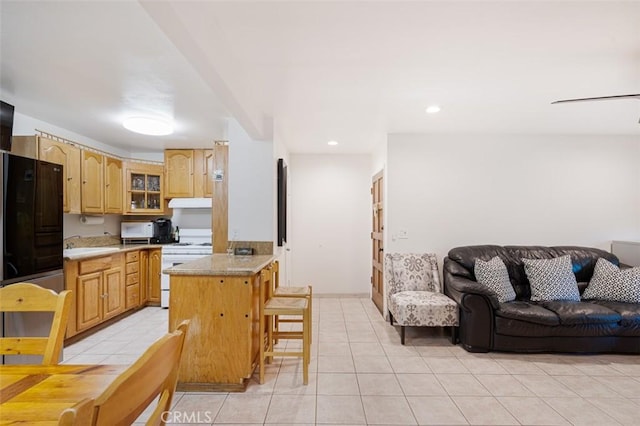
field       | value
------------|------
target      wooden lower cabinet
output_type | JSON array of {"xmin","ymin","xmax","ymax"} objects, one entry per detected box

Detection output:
[
  {"xmin": 76, "ymin": 271, "xmax": 103, "ymax": 331},
  {"xmin": 148, "ymin": 248, "xmax": 162, "ymax": 304},
  {"xmin": 65, "ymin": 248, "xmax": 163, "ymax": 338},
  {"xmin": 103, "ymin": 266, "xmax": 124, "ymax": 320},
  {"xmin": 139, "ymin": 250, "xmax": 149, "ymax": 305},
  {"xmin": 71, "ymin": 254, "xmax": 125, "ymax": 335},
  {"xmin": 124, "ymin": 250, "xmax": 140, "ymax": 310}
]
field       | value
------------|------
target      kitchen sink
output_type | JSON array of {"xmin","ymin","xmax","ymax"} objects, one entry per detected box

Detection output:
[{"xmin": 63, "ymin": 247, "xmax": 120, "ymax": 257}]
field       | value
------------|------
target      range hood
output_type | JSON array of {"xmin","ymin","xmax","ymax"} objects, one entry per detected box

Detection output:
[{"xmin": 168, "ymin": 198, "xmax": 212, "ymax": 209}]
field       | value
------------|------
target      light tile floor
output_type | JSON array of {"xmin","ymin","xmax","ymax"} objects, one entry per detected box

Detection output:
[{"xmin": 63, "ymin": 297, "xmax": 640, "ymax": 425}]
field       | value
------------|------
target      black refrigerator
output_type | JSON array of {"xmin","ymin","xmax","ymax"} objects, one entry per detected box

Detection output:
[{"xmin": 1, "ymin": 152, "xmax": 64, "ymax": 364}]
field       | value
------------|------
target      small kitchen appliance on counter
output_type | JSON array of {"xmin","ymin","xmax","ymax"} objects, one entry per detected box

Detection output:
[
  {"xmin": 121, "ymin": 221, "xmax": 153, "ymax": 243},
  {"xmin": 152, "ymin": 218, "xmax": 173, "ymax": 244}
]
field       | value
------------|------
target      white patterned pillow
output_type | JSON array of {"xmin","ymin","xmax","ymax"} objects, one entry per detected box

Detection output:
[
  {"xmin": 582, "ymin": 258, "xmax": 640, "ymax": 303},
  {"xmin": 523, "ymin": 255, "xmax": 580, "ymax": 302},
  {"xmin": 474, "ymin": 256, "xmax": 516, "ymax": 303}
]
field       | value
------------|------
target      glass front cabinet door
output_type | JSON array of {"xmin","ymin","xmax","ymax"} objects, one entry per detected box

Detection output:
[{"xmin": 125, "ymin": 164, "xmax": 164, "ymax": 214}]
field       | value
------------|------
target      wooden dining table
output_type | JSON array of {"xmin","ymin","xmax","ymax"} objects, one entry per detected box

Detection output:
[{"xmin": 0, "ymin": 364, "xmax": 126, "ymax": 425}]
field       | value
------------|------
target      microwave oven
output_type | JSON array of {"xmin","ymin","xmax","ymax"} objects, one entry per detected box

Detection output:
[{"xmin": 121, "ymin": 221, "xmax": 153, "ymax": 239}]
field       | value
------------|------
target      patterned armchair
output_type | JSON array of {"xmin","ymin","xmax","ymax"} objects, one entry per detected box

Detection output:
[{"xmin": 385, "ymin": 253, "xmax": 459, "ymax": 344}]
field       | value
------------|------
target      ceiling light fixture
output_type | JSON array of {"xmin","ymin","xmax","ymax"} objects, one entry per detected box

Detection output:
[
  {"xmin": 327, "ymin": 140, "xmax": 339, "ymax": 146},
  {"xmin": 123, "ymin": 117, "xmax": 174, "ymax": 136},
  {"xmin": 425, "ymin": 105, "xmax": 441, "ymax": 114}
]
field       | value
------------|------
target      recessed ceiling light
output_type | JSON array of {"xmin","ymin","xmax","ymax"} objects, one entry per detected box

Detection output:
[
  {"xmin": 327, "ymin": 140, "xmax": 339, "ymax": 146},
  {"xmin": 425, "ymin": 105, "xmax": 441, "ymax": 114},
  {"xmin": 123, "ymin": 117, "xmax": 174, "ymax": 136}
]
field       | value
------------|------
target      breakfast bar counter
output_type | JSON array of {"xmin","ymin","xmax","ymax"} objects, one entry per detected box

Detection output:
[
  {"xmin": 163, "ymin": 254, "xmax": 274, "ymax": 276},
  {"xmin": 164, "ymin": 254, "xmax": 275, "ymax": 392}
]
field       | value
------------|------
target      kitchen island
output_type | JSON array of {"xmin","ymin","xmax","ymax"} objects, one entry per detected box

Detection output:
[{"xmin": 164, "ymin": 254, "xmax": 274, "ymax": 391}]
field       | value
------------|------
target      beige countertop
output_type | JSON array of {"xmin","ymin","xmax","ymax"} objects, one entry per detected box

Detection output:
[
  {"xmin": 63, "ymin": 244, "xmax": 164, "ymax": 260},
  {"xmin": 163, "ymin": 254, "xmax": 275, "ymax": 276}
]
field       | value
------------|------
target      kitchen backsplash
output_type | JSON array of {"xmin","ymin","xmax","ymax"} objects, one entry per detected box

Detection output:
[{"xmin": 63, "ymin": 214, "xmax": 121, "ymax": 239}]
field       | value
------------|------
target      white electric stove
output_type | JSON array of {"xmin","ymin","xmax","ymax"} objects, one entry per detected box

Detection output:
[{"xmin": 161, "ymin": 228, "xmax": 212, "ymax": 308}]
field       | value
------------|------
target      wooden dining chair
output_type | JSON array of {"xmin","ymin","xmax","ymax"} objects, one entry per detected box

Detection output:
[
  {"xmin": 0, "ymin": 282, "xmax": 72, "ymax": 364},
  {"xmin": 57, "ymin": 398, "xmax": 95, "ymax": 426},
  {"xmin": 90, "ymin": 320, "xmax": 190, "ymax": 426}
]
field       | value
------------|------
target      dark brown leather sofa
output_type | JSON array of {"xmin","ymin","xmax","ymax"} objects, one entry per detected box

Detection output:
[{"xmin": 443, "ymin": 245, "xmax": 640, "ymax": 353}]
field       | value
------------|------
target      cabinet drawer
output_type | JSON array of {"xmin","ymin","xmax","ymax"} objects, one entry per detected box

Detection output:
[
  {"xmin": 125, "ymin": 251, "xmax": 139, "ymax": 263},
  {"xmin": 126, "ymin": 272, "xmax": 139, "ymax": 286},
  {"xmin": 126, "ymin": 262, "xmax": 139, "ymax": 274},
  {"xmin": 126, "ymin": 284, "xmax": 140, "ymax": 309},
  {"xmin": 78, "ymin": 256, "xmax": 112, "ymax": 275}
]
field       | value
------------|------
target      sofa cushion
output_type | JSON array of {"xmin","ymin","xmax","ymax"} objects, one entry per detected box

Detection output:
[
  {"xmin": 523, "ymin": 255, "xmax": 580, "ymax": 302},
  {"xmin": 496, "ymin": 301, "xmax": 559, "ymax": 326},
  {"xmin": 541, "ymin": 301, "xmax": 622, "ymax": 325},
  {"xmin": 589, "ymin": 300, "xmax": 640, "ymax": 327},
  {"xmin": 582, "ymin": 258, "xmax": 640, "ymax": 303},
  {"xmin": 474, "ymin": 256, "xmax": 516, "ymax": 303}
]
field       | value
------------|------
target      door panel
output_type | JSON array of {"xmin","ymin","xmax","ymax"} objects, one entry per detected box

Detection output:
[
  {"xmin": 77, "ymin": 272, "xmax": 102, "ymax": 331},
  {"xmin": 103, "ymin": 266, "xmax": 123, "ymax": 319},
  {"xmin": 371, "ymin": 170, "xmax": 384, "ymax": 314}
]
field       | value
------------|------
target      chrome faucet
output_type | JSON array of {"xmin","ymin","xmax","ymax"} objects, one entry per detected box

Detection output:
[{"xmin": 64, "ymin": 235, "xmax": 82, "ymax": 249}]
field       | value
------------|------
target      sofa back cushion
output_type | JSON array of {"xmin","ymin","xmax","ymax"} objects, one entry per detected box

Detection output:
[{"xmin": 447, "ymin": 245, "xmax": 619, "ymax": 301}]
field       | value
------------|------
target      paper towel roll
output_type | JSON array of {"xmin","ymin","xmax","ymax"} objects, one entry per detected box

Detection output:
[{"xmin": 80, "ymin": 215, "xmax": 105, "ymax": 225}]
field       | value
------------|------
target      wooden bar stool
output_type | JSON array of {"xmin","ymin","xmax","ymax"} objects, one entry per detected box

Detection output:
[
  {"xmin": 259, "ymin": 266, "xmax": 310, "ymax": 385},
  {"xmin": 272, "ymin": 261, "xmax": 313, "ymax": 342}
]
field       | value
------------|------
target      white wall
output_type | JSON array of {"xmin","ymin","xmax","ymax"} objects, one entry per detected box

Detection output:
[
  {"xmin": 290, "ymin": 154, "xmax": 372, "ymax": 294},
  {"xmin": 386, "ymin": 133, "xmax": 640, "ymax": 264},
  {"xmin": 228, "ymin": 119, "xmax": 273, "ymax": 241}
]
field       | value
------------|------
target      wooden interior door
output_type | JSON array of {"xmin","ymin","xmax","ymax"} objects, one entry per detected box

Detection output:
[{"xmin": 371, "ymin": 170, "xmax": 384, "ymax": 314}]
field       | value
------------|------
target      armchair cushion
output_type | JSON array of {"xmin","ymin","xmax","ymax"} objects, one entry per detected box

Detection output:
[
  {"xmin": 387, "ymin": 253, "xmax": 439, "ymax": 294},
  {"xmin": 389, "ymin": 291, "xmax": 459, "ymax": 327}
]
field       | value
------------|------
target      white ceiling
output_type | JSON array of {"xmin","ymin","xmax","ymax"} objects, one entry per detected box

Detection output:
[{"xmin": 1, "ymin": 1, "xmax": 639, "ymax": 154}]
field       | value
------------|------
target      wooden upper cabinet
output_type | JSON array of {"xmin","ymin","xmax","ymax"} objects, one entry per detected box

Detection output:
[
  {"xmin": 165, "ymin": 149, "xmax": 194, "ymax": 198},
  {"xmin": 38, "ymin": 137, "xmax": 82, "ymax": 214},
  {"xmin": 194, "ymin": 149, "xmax": 214, "ymax": 198},
  {"xmin": 81, "ymin": 150, "xmax": 104, "ymax": 213},
  {"xmin": 124, "ymin": 162, "xmax": 164, "ymax": 214},
  {"xmin": 104, "ymin": 157, "xmax": 123, "ymax": 214}
]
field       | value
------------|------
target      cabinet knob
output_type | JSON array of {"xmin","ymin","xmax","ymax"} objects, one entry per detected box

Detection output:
[{"xmin": 67, "ymin": 177, "xmax": 72, "ymax": 181}]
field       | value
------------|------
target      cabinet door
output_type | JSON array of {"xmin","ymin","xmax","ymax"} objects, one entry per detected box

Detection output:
[
  {"xmin": 38, "ymin": 137, "xmax": 81, "ymax": 214},
  {"xmin": 104, "ymin": 157, "xmax": 123, "ymax": 214},
  {"xmin": 194, "ymin": 149, "xmax": 214, "ymax": 198},
  {"xmin": 203, "ymin": 149, "xmax": 215, "ymax": 198},
  {"xmin": 139, "ymin": 249, "xmax": 149, "ymax": 305},
  {"xmin": 103, "ymin": 266, "xmax": 124, "ymax": 320},
  {"xmin": 125, "ymin": 165, "xmax": 164, "ymax": 214},
  {"xmin": 165, "ymin": 149, "xmax": 194, "ymax": 198},
  {"xmin": 76, "ymin": 271, "xmax": 102, "ymax": 331},
  {"xmin": 81, "ymin": 150, "xmax": 104, "ymax": 213},
  {"xmin": 148, "ymin": 249, "xmax": 162, "ymax": 303}
]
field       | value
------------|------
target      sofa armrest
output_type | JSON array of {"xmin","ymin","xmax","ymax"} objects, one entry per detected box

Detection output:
[
  {"xmin": 443, "ymin": 259, "xmax": 500, "ymax": 309},
  {"xmin": 443, "ymin": 257, "xmax": 497, "ymax": 352}
]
